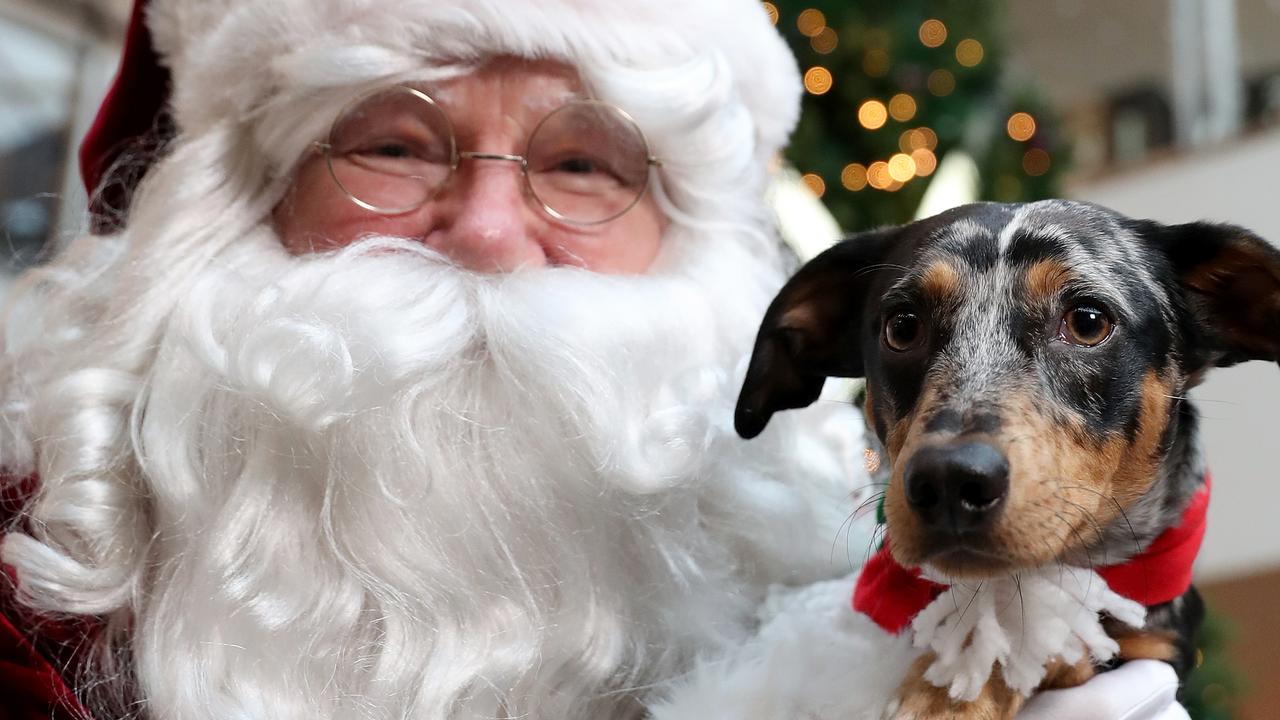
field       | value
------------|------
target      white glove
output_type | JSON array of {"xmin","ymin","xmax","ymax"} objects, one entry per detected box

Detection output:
[{"xmin": 1018, "ymin": 660, "xmax": 1190, "ymax": 720}]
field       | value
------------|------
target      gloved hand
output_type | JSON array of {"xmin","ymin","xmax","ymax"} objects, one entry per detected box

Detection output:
[{"xmin": 1019, "ymin": 660, "xmax": 1189, "ymax": 720}]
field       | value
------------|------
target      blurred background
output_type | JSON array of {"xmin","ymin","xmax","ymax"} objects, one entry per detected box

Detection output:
[
  {"xmin": 0, "ymin": 0, "xmax": 1276, "ymax": 717},
  {"xmin": 0, "ymin": 0, "xmax": 122, "ymax": 289}
]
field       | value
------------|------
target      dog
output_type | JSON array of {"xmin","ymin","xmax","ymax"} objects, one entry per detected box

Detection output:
[{"xmin": 734, "ymin": 200, "xmax": 1280, "ymax": 718}]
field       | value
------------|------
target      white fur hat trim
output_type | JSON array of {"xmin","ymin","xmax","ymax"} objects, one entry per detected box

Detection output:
[{"xmin": 144, "ymin": 0, "xmax": 802, "ymax": 161}]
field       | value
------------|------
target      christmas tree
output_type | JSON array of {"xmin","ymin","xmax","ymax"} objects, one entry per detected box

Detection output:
[{"xmin": 769, "ymin": 0, "xmax": 1065, "ymax": 231}]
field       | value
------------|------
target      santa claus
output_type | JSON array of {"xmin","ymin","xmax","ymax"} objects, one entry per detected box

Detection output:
[
  {"xmin": 0, "ymin": 1, "xmax": 868, "ymax": 718},
  {"xmin": 0, "ymin": 1, "xmax": 1189, "ymax": 719}
]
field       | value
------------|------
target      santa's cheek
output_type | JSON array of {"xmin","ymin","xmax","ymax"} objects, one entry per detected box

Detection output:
[
  {"xmin": 539, "ymin": 204, "xmax": 665, "ymax": 273},
  {"xmin": 275, "ymin": 193, "xmax": 434, "ymax": 256}
]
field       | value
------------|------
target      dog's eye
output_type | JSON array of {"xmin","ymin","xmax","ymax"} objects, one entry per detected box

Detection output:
[
  {"xmin": 1060, "ymin": 305, "xmax": 1113, "ymax": 347},
  {"xmin": 884, "ymin": 312, "xmax": 924, "ymax": 352}
]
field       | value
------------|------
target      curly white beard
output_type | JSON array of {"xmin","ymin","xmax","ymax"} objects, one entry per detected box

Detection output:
[{"xmin": 4, "ymin": 223, "xmax": 865, "ymax": 720}]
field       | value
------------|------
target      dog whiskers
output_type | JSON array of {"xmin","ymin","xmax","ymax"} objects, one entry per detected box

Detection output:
[
  {"xmin": 1040, "ymin": 502, "xmax": 1096, "ymax": 573},
  {"xmin": 856, "ymin": 522, "xmax": 889, "ymax": 572},
  {"xmin": 1162, "ymin": 392, "xmax": 1233, "ymax": 405},
  {"xmin": 946, "ymin": 580, "xmax": 984, "ymax": 642},
  {"xmin": 1054, "ymin": 483, "xmax": 1143, "ymax": 558},
  {"xmin": 847, "ymin": 481, "xmax": 890, "ymax": 498},
  {"xmin": 847, "ymin": 491, "xmax": 886, "ymax": 524},
  {"xmin": 1055, "ymin": 496, "xmax": 1108, "ymax": 552},
  {"xmin": 833, "ymin": 490, "xmax": 885, "ymax": 566},
  {"xmin": 1013, "ymin": 572, "xmax": 1027, "ymax": 653},
  {"xmin": 1044, "ymin": 475, "xmax": 1116, "ymax": 548},
  {"xmin": 850, "ymin": 263, "xmax": 910, "ymax": 280},
  {"xmin": 1040, "ymin": 508, "xmax": 1109, "ymax": 616}
]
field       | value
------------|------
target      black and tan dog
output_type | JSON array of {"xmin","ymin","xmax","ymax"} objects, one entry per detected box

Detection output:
[{"xmin": 735, "ymin": 200, "xmax": 1280, "ymax": 718}]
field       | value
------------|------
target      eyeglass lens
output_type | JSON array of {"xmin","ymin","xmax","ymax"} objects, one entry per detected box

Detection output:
[
  {"xmin": 325, "ymin": 87, "xmax": 653, "ymax": 224},
  {"xmin": 327, "ymin": 88, "xmax": 454, "ymax": 215}
]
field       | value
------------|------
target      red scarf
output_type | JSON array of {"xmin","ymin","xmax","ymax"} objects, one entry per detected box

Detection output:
[{"xmin": 853, "ymin": 477, "xmax": 1211, "ymax": 634}]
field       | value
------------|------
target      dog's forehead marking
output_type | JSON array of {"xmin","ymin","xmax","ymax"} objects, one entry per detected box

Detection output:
[
  {"xmin": 1017, "ymin": 201, "xmax": 1174, "ymax": 323},
  {"xmin": 997, "ymin": 203, "xmax": 1073, "ymax": 254},
  {"xmin": 918, "ymin": 261, "xmax": 963, "ymax": 302},
  {"xmin": 926, "ymin": 218, "xmax": 993, "ymax": 266},
  {"xmin": 889, "ymin": 203, "xmax": 1177, "ymax": 353},
  {"xmin": 1024, "ymin": 259, "xmax": 1072, "ymax": 299},
  {"xmin": 912, "ymin": 202, "xmax": 1170, "ymax": 319}
]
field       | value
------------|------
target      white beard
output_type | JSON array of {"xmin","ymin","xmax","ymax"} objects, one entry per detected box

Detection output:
[{"xmin": 81, "ymin": 227, "xmax": 866, "ymax": 720}]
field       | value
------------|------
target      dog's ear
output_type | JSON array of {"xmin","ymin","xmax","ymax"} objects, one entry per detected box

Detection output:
[
  {"xmin": 1147, "ymin": 221, "xmax": 1280, "ymax": 370},
  {"xmin": 735, "ymin": 228, "xmax": 896, "ymax": 439}
]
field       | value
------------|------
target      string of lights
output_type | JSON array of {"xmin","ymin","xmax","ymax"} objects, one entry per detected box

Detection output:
[{"xmin": 767, "ymin": 1, "xmax": 1066, "ymax": 230}]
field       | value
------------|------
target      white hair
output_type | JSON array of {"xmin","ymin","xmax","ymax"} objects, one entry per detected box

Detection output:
[{"xmin": 0, "ymin": 43, "xmax": 866, "ymax": 720}]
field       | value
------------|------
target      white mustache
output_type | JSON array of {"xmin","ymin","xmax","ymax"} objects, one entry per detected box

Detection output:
[{"xmin": 163, "ymin": 234, "xmax": 746, "ymax": 490}]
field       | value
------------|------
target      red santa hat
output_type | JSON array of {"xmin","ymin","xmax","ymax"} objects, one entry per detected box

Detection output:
[
  {"xmin": 81, "ymin": 0, "xmax": 803, "ymax": 231},
  {"xmin": 79, "ymin": 0, "xmax": 167, "ymax": 227}
]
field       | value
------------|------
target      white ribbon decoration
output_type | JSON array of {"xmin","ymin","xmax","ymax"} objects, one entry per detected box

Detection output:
[{"xmin": 912, "ymin": 566, "xmax": 1148, "ymax": 701}]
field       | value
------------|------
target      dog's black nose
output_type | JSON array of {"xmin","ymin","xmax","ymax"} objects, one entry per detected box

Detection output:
[{"xmin": 903, "ymin": 441, "xmax": 1009, "ymax": 532}]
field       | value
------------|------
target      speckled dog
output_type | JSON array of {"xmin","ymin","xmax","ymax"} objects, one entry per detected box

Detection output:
[{"xmin": 735, "ymin": 200, "xmax": 1280, "ymax": 718}]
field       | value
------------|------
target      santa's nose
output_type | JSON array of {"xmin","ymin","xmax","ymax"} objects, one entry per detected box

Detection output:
[{"xmin": 425, "ymin": 159, "xmax": 548, "ymax": 273}]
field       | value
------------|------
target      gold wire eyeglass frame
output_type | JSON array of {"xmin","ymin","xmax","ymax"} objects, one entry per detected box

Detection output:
[{"xmin": 312, "ymin": 86, "xmax": 663, "ymax": 226}]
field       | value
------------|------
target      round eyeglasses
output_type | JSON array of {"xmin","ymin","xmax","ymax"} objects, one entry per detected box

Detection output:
[{"xmin": 313, "ymin": 86, "xmax": 663, "ymax": 226}]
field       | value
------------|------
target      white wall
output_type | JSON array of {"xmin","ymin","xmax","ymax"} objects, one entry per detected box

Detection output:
[
  {"xmin": 1008, "ymin": 1, "xmax": 1280, "ymax": 110},
  {"xmin": 1070, "ymin": 127, "xmax": 1280, "ymax": 582}
]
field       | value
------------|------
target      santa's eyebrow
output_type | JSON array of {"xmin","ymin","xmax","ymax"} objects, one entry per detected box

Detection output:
[
  {"xmin": 423, "ymin": 83, "xmax": 592, "ymax": 116},
  {"xmin": 524, "ymin": 90, "xmax": 593, "ymax": 113}
]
